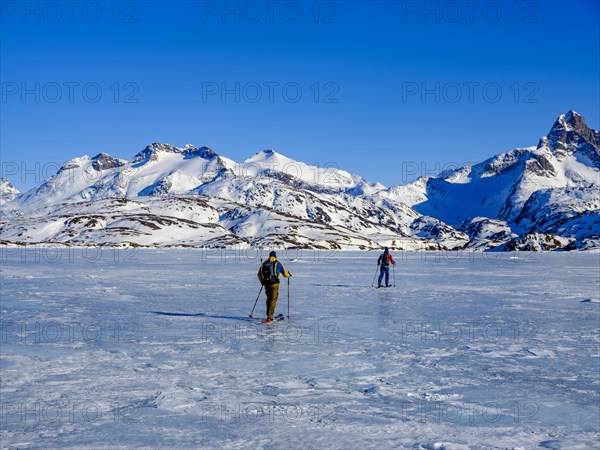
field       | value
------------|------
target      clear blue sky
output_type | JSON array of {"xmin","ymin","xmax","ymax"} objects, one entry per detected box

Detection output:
[{"xmin": 1, "ymin": 0, "xmax": 599, "ymax": 191}]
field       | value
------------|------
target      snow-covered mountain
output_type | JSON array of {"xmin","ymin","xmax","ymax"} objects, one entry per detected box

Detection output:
[
  {"xmin": 1, "ymin": 111, "xmax": 598, "ymax": 250},
  {"xmin": 0, "ymin": 178, "xmax": 20, "ymax": 206},
  {"xmin": 377, "ymin": 111, "xmax": 599, "ymax": 250}
]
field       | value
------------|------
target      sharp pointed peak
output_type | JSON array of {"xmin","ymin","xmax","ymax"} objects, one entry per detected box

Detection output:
[
  {"xmin": 552, "ymin": 110, "xmax": 587, "ymax": 133},
  {"xmin": 545, "ymin": 110, "xmax": 598, "ymax": 153},
  {"xmin": 565, "ymin": 110, "xmax": 581, "ymax": 120}
]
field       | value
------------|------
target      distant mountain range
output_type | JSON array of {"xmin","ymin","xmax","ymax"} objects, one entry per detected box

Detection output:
[{"xmin": 1, "ymin": 111, "xmax": 598, "ymax": 250}]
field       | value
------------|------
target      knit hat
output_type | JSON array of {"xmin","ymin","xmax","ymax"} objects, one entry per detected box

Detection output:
[{"xmin": 269, "ymin": 251, "xmax": 277, "ymax": 258}]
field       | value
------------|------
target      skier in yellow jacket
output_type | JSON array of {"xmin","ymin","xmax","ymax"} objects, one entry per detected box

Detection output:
[{"xmin": 257, "ymin": 251, "xmax": 291, "ymax": 322}]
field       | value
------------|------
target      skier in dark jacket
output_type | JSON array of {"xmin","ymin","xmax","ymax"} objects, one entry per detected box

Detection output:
[
  {"xmin": 257, "ymin": 251, "xmax": 291, "ymax": 322},
  {"xmin": 377, "ymin": 247, "xmax": 395, "ymax": 287}
]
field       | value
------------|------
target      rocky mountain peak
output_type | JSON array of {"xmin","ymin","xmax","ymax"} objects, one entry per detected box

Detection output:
[
  {"xmin": 132, "ymin": 142, "xmax": 182, "ymax": 164},
  {"xmin": 0, "ymin": 177, "xmax": 19, "ymax": 194},
  {"xmin": 544, "ymin": 111, "xmax": 600, "ymax": 152},
  {"xmin": 146, "ymin": 142, "xmax": 181, "ymax": 154},
  {"xmin": 91, "ymin": 153, "xmax": 125, "ymax": 171},
  {"xmin": 0, "ymin": 177, "xmax": 20, "ymax": 205},
  {"xmin": 182, "ymin": 145, "xmax": 217, "ymax": 159},
  {"xmin": 563, "ymin": 110, "xmax": 586, "ymax": 131}
]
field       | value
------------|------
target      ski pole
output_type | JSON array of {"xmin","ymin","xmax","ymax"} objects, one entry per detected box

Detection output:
[
  {"xmin": 249, "ymin": 285, "xmax": 263, "ymax": 318},
  {"xmin": 393, "ymin": 264, "xmax": 396, "ymax": 287},
  {"xmin": 287, "ymin": 278, "xmax": 290, "ymax": 319},
  {"xmin": 371, "ymin": 265, "xmax": 379, "ymax": 287}
]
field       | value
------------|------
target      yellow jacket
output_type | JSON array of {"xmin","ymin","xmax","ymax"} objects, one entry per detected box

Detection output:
[{"xmin": 257, "ymin": 256, "xmax": 291, "ymax": 285}]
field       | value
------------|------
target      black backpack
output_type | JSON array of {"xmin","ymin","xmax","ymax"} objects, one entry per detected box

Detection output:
[{"xmin": 261, "ymin": 260, "xmax": 279, "ymax": 285}]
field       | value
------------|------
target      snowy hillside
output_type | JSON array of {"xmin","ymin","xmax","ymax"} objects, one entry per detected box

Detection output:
[{"xmin": 1, "ymin": 111, "xmax": 598, "ymax": 250}]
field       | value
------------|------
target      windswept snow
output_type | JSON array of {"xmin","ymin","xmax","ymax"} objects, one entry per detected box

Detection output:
[{"xmin": 1, "ymin": 249, "xmax": 598, "ymax": 449}]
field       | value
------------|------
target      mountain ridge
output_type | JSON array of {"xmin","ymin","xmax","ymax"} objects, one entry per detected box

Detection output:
[{"xmin": 1, "ymin": 111, "xmax": 598, "ymax": 250}]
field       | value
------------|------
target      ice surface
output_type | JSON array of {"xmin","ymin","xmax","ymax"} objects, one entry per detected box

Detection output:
[{"xmin": 1, "ymin": 249, "xmax": 598, "ymax": 449}]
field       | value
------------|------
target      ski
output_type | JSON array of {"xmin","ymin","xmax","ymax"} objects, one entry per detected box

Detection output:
[{"xmin": 259, "ymin": 314, "xmax": 285, "ymax": 324}]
